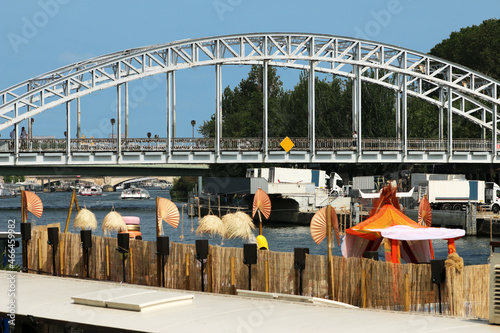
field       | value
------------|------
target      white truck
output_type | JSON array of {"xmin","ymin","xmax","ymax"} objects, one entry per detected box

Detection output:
[
  {"xmin": 245, "ymin": 167, "xmax": 345, "ymax": 196},
  {"xmin": 427, "ymin": 180, "xmax": 500, "ymax": 212}
]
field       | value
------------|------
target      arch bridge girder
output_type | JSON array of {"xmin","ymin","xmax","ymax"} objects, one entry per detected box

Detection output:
[{"xmin": 0, "ymin": 33, "xmax": 499, "ymax": 139}]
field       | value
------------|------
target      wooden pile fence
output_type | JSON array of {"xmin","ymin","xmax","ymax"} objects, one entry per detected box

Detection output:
[{"xmin": 26, "ymin": 225, "xmax": 489, "ymax": 318}]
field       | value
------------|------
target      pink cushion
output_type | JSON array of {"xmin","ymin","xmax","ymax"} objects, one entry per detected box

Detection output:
[{"xmin": 122, "ymin": 216, "xmax": 140, "ymax": 225}]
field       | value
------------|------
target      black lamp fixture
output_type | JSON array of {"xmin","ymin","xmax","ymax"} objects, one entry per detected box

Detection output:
[
  {"xmin": 191, "ymin": 120, "xmax": 196, "ymax": 139},
  {"xmin": 110, "ymin": 118, "xmax": 116, "ymax": 138}
]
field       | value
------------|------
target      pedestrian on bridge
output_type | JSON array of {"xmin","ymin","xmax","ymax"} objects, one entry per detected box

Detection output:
[
  {"xmin": 9, "ymin": 127, "xmax": 15, "ymax": 150},
  {"xmin": 20, "ymin": 127, "xmax": 27, "ymax": 149},
  {"xmin": 352, "ymin": 131, "xmax": 357, "ymax": 148}
]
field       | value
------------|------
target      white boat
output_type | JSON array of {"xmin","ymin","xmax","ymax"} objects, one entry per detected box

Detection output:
[
  {"xmin": 79, "ymin": 185, "xmax": 103, "ymax": 196},
  {"xmin": 120, "ymin": 187, "xmax": 150, "ymax": 199}
]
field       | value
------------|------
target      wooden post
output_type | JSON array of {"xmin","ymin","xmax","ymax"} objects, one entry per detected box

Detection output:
[
  {"xmin": 190, "ymin": 204, "xmax": 194, "ymax": 232},
  {"xmin": 38, "ymin": 238, "xmax": 42, "ymax": 271},
  {"xmin": 64, "ymin": 190, "xmax": 80, "ymax": 233},
  {"xmin": 156, "ymin": 196, "xmax": 163, "ymax": 286},
  {"xmin": 361, "ymin": 269, "xmax": 366, "ymax": 308},
  {"xmin": 59, "ymin": 238, "xmax": 64, "ymax": 276},
  {"xmin": 130, "ymin": 247, "xmax": 134, "ymax": 284},
  {"xmin": 326, "ymin": 205, "xmax": 333, "ymax": 299},
  {"xmin": 265, "ymin": 260, "xmax": 269, "ymax": 293},
  {"xmin": 106, "ymin": 245, "xmax": 110, "ymax": 279},
  {"xmin": 207, "ymin": 253, "xmax": 213, "ymax": 292},
  {"xmin": 230, "ymin": 257, "xmax": 236, "ymax": 295},
  {"xmin": 258, "ymin": 211, "xmax": 263, "ymax": 236},
  {"xmin": 197, "ymin": 197, "xmax": 201, "ymax": 220},
  {"xmin": 218, "ymin": 196, "xmax": 221, "ymax": 218},
  {"xmin": 404, "ymin": 273, "xmax": 410, "ymax": 311},
  {"xmin": 185, "ymin": 252, "xmax": 190, "ymax": 290}
]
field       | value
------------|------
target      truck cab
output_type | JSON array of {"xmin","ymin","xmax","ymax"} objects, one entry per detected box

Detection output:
[
  {"xmin": 328, "ymin": 172, "xmax": 346, "ymax": 196},
  {"xmin": 485, "ymin": 182, "xmax": 500, "ymax": 213}
]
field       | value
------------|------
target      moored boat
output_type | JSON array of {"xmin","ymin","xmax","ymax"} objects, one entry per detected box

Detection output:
[
  {"xmin": 120, "ymin": 187, "xmax": 150, "ymax": 199},
  {"xmin": 79, "ymin": 185, "xmax": 103, "ymax": 196}
]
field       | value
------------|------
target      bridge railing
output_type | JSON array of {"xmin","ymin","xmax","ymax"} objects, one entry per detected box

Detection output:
[
  {"xmin": 0, "ymin": 137, "xmax": 493, "ymax": 154},
  {"xmin": 221, "ymin": 138, "xmax": 262, "ymax": 150},
  {"xmin": 269, "ymin": 137, "xmax": 310, "ymax": 150},
  {"xmin": 452, "ymin": 139, "xmax": 490, "ymax": 151},
  {"xmin": 173, "ymin": 138, "xmax": 214, "ymax": 150}
]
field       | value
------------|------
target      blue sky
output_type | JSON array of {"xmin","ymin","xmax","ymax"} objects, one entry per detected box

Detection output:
[{"xmin": 0, "ymin": 0, "xmax": 499, "ymax": 139}]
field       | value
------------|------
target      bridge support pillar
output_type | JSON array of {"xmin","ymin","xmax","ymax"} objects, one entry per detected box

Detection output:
[
  {"xmin": 172, "ymin": 71, "xmax": 176, "ymax": 138},
  {"xmin": 439, "ymin": 88, "xmax": 444, "ymax": 140},
  {"xmin": 402, "ymin": 71, "xmax": 407, "ymax": 155},
  {"xmin": 215, "ymin": 64, "xmax": 222, "ymax": 156},
  {"xmin": 493, "ymin": 87, "xmax": 498, "ymax": 157},
  {"xmin": 14, "ymin": 103, "xmax": 19, "ymax": 158},
  {"xmin": 167, "ymin": 71, "xmax": 172, "ymax": 158},
  {"xmin": 77, "ymin": 96, "xmax": 81, "ymax": 140},
  {"xmin": 395, "ymin": 75, "xmax": 401, "ymax": 141},
  {"xmin": 263, "ymin": 61, "xmax": 268, "ymax": 156},
  {"xmin": 309, "ymin": 60, "xmax": 315, "ymax": 156},
  {"xmin": 125, "ymin": 82, "xmax": 128, "ymax": 139},
  {"xmin": 117, "ymin": 84, "xmax": 122, "ymax": 160},
  {"xmin": 447, "ymin": 86, "xmax": 453, "ymax": 158},
  {"xmin": 66, "ymin": 100, "xmax": 71, "ymax": 158}
]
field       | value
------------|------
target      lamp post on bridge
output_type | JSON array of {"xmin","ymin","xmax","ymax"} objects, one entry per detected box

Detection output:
[
  {"xmin": 191, "ymin": 120, "xmax": 196, "ymax": 149},
  {"xmin": 110, "ymin": 118, "xmax": 116, "ymax": 139},
  {"xmin": 191, "ymin": 120, "xmax": 196, "ymax": 139}
]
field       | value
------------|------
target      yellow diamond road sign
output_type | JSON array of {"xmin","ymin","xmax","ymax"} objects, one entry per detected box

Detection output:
[{"xmin": 280, "ymin": 137, "xmax": 295, "ymax": 152}]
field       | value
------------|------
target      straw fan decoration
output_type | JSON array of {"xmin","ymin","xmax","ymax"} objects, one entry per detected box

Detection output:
[
  {"xmin": 196, "ymin": 215, "xmax": 224, "ymax": 236},
  {"xmin": 222, "ymin": 211, "xmax": 255, "ymax": 241},
  {"xmin": 102, "ymin": 208, "xmax": 127, "ymax": 236},
  {"xmin": 196, "ymin": 195, "xmax": 224, "ymax": 237},
  {"xmin": 156, "ymin": 197, "xmax": 179, "ymax": 236},
  {"xmin": 310, "ymin": 205, "xmax": 340, "ymax": 246},
  {"xmin": 21, "ymin": 190, "xmax": 43, "ymax": 221},
  {"xmin": 252, "ymin": 188, "xmax": 271, "ymax": 235},
  {"xmin": 418, "ymin": 195, "xmax": 432, "ymax": 227},
  {"xmin": 418, "ymin": 194, "xmax": 434, "ymax": 259},
  {"xmin": 74, "ymin": 207, "xmax": 97, "ymax": 231}
]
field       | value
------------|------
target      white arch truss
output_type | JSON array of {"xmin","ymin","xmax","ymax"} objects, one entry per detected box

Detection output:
[{"xmin": 1, "ymin": 33, "xmax": 499, "ymax": 161}]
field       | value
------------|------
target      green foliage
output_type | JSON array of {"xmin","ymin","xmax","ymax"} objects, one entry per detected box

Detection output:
[
  {"xmin": 169, "ymin": 176, "xmax": 197, "ymax": 202},
  {"xmin": 3, "ymin": 175, "xmax": 25, "ymax": 183},
  {"xmin": 430, "ymin": 19, "xmax": 500, "ymax": 81},
  {"xmin": 198, "ymin": 65, "xmax": 284, "ymax": 138}
]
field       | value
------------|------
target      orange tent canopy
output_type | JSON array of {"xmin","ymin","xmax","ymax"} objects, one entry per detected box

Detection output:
[{"xmin": 346, "ymin": 204, "xmax": 427, "ymax": 241}]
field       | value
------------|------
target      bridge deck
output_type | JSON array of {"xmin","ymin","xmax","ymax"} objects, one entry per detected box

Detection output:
[{"xmin": 0, "ymin": 137, "xmax": 497, "ymax": 165}]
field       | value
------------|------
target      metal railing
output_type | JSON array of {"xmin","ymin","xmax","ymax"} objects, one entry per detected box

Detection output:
[{"xmin": 0, "ymin": 137, "xmax": 493, "ymax": 154}]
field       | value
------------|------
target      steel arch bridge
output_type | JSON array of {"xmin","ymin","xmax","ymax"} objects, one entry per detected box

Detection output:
[{"xmin": 1, "ymin": 32, "xmax": 499, "ymax": 167}]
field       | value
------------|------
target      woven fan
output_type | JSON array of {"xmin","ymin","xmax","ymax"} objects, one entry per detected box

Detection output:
[
  {"xmin": 23, "ymin": 190, "xmax": 43, "ymax": 218},
  {"xmin": 252, "ymin": 188, "xmax": 271, "ymax": 235},
  {"xmin": 222, "ymin": 211, "xmax": 255, "ymax": 240},
  {"xmin": 74, "ymin": 207, "xmax": 97, "ymax": 230},
  {"xmin": 102, "ymin": 209, "xmax": 126, "ymax": 236},
  {"xmin": 418, "ymin": 195, "xmax": 432, "ymax": 227},
  {"xmin": 252, "ymin": 188, "xmax": 271, "ymax": 219},
  {"xmin": 156, "ymin": 197, "xmax": 180, "ymax": 236},
  {"xmin": 310, "ymin": 205, "xmax": 340, "ymax": 246}
]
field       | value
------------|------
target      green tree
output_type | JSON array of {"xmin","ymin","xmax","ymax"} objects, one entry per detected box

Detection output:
[
  {"xmin": 169, "ymin": 176, "xmax": 197, "ymax": 202},
  {"xmin": 278, "ymin": 72, "xmax": 352, "ymax": 138},
  {"xmin": 428, "ymin": 19, "xmax": 500, "ymax": 139},
  {"xmin": 3, "ymin": 175, "xmax": 24, "ymax": 183},
  {"xmin": 199, "ymin": 65, "xmax": 284, "ymax": 138},
  {"xmin": 430, "ymin": 19, "xmax": 500, "ymax": 81}
]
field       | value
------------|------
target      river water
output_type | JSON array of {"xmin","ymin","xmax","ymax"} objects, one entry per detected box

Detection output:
[{"xmin": 1, "ymin": 188, "xmax": 498, "ymax": 266}]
